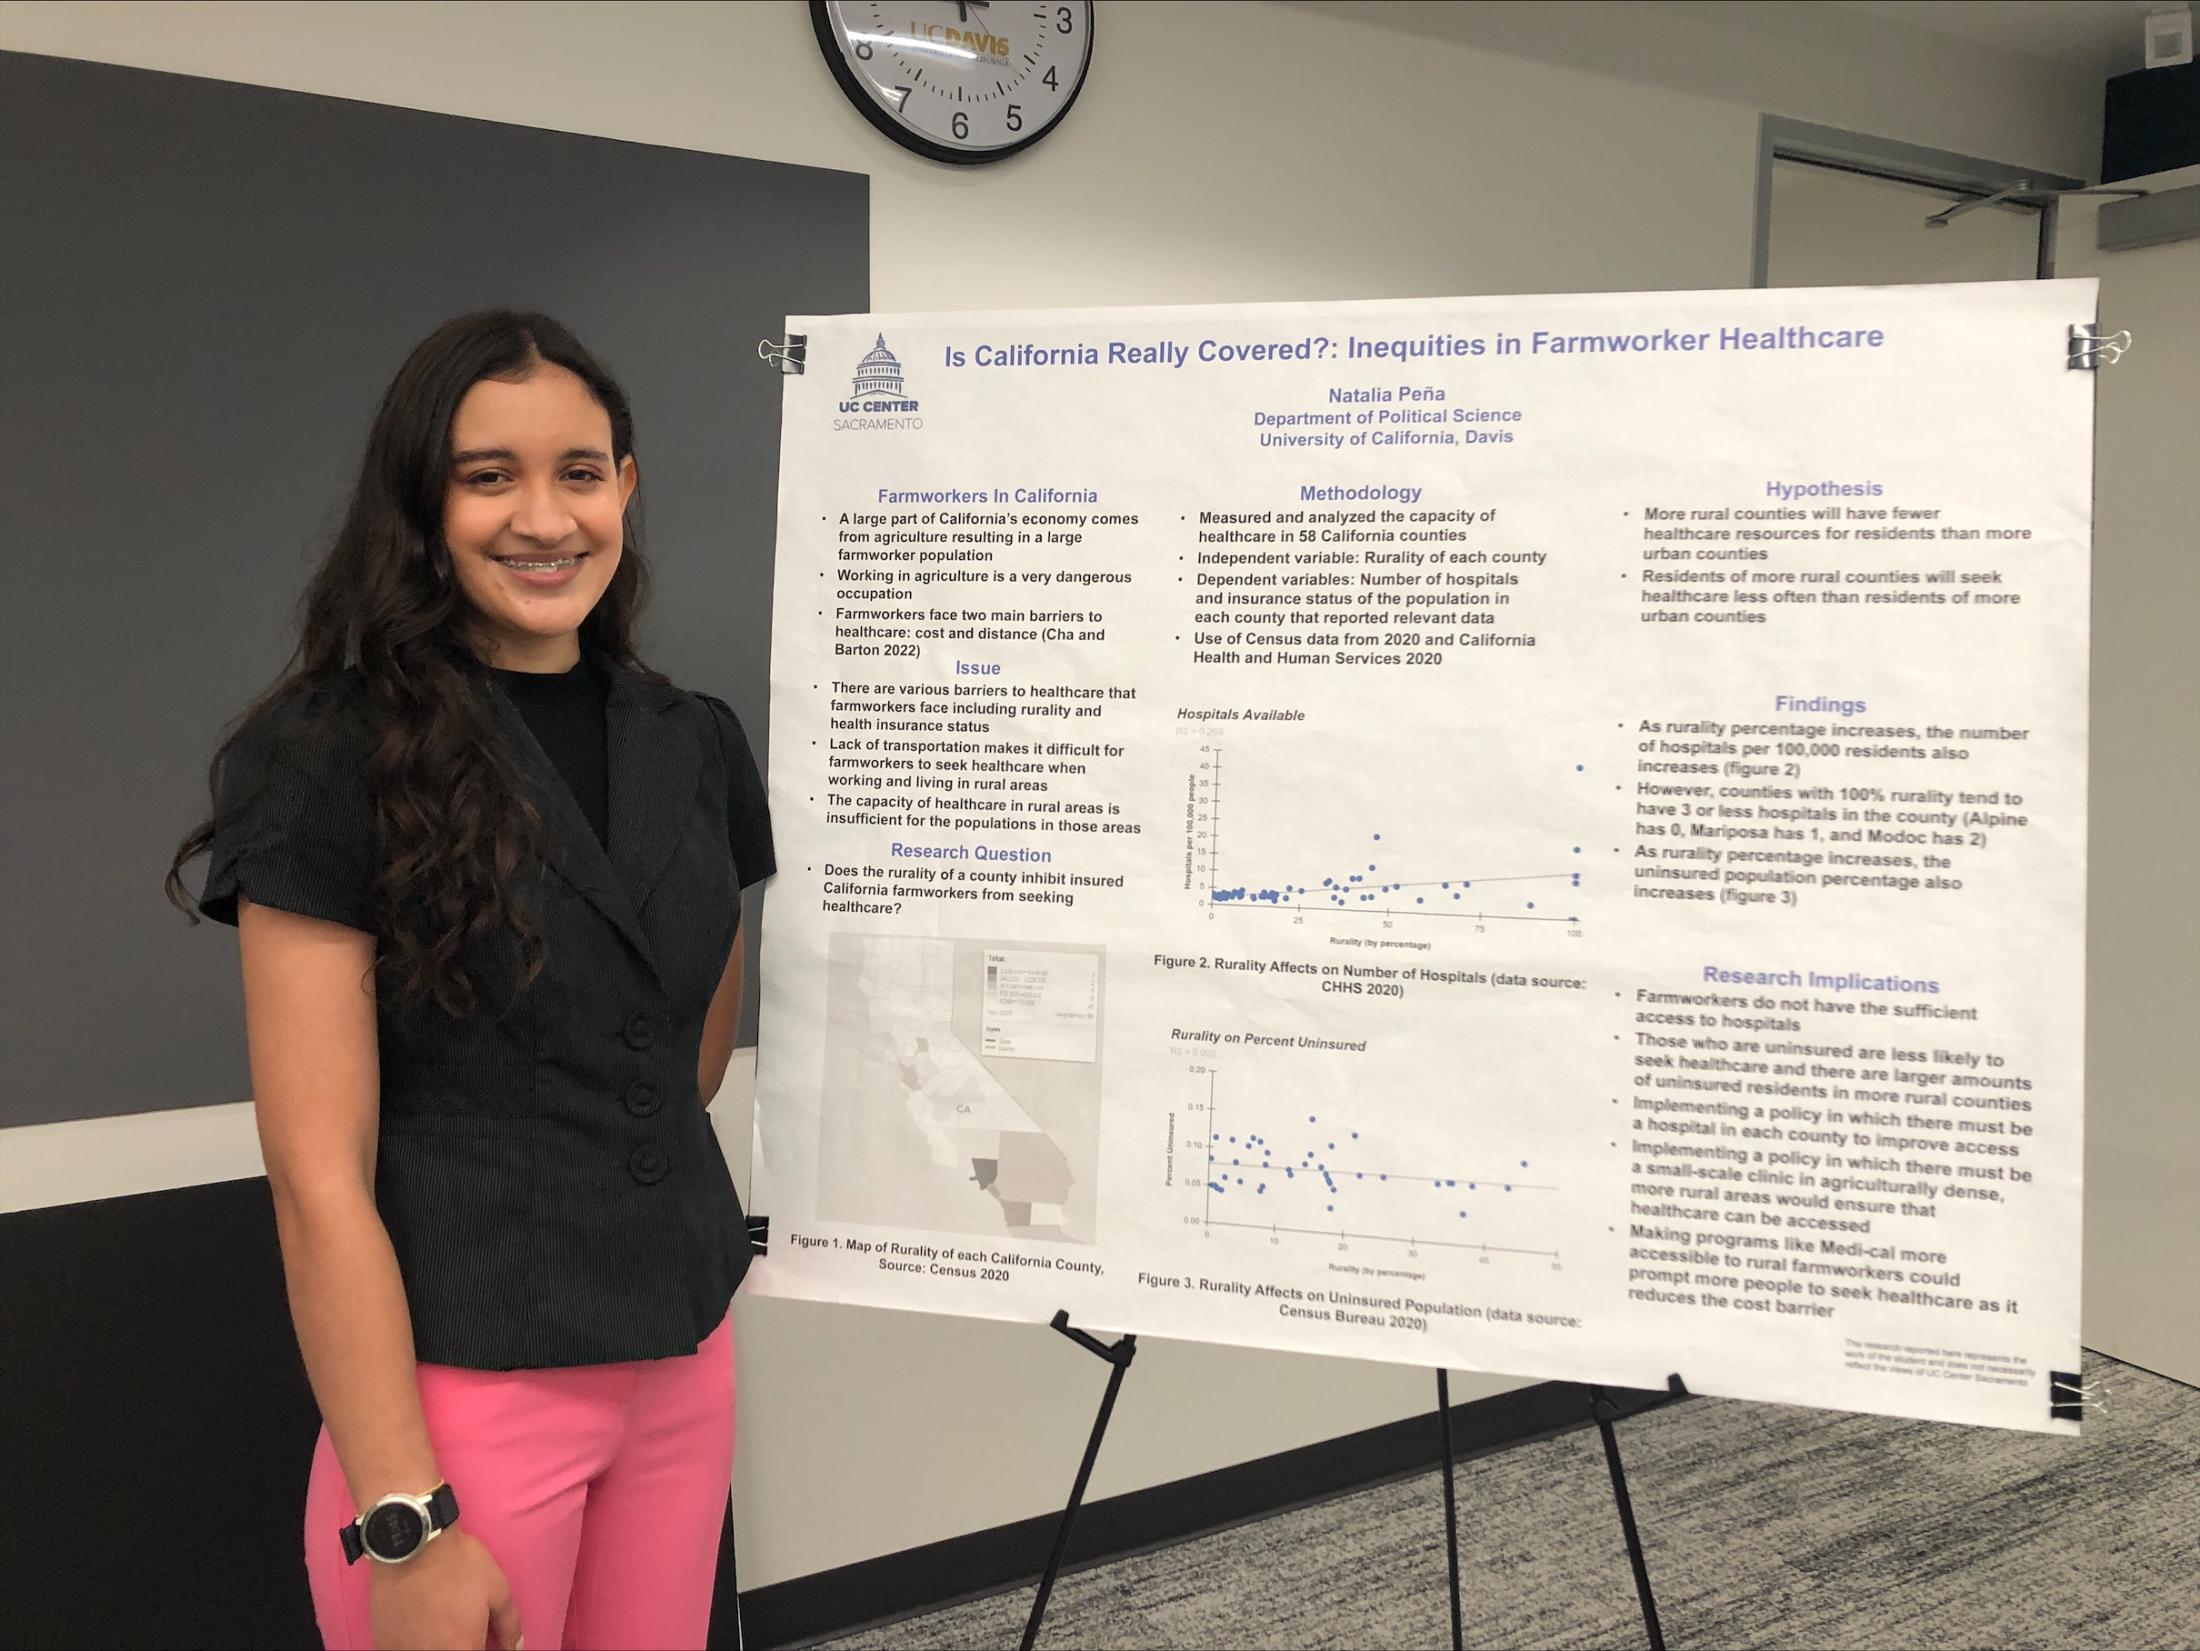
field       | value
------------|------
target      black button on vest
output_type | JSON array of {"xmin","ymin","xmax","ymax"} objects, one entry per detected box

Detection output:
[
  {"xmin": 624, "ymin": 1080, "xmax": 662, "ymax": 1118},
  {"xmin": 628, "ymin": 1145, "xmax": 668, "ymax": 1186},
  {"xmin": 623, "ymin": 1011, "xmax": 656, "ymax": 1049}
]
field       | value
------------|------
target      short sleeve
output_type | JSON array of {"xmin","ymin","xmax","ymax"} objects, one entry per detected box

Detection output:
[
  {"xmin": 197, "ymin": 705, "xmax": 378, "ymax": 933},
  {"xmin": 702, "ymin": 694, "xmax": 777, "ymax": 891}
]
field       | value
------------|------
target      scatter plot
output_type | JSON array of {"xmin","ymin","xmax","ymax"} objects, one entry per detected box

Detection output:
[
  {"xmin": 1187, "ymin": 739, "xmax": 1591, "ymax": 926},
  {"xmin": 1189, "ymin": 1069, "xmax": 1557, "ymax": 1259}
]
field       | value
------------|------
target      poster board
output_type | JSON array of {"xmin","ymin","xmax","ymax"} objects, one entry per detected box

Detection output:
[{"xmin": 753, "ymin": 283, "xmax": 2093, "ymax": 1433}]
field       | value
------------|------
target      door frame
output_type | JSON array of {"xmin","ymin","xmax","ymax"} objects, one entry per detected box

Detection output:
[{"xmin": 1752, "ymin": 115, "xmax": 2087, "ymax": 285}]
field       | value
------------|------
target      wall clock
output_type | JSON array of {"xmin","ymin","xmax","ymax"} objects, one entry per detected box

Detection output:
[{"xmin": 812, "ymin": 1, "xmax": 1094, "ymax": 165}]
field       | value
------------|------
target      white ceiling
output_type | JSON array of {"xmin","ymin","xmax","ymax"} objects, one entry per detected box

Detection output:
[{"xmin": 1829, "ymin": 1, "xmax": 2162, "ymax": 77}]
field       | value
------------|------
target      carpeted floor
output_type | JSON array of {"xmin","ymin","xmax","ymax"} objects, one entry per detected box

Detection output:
[{"xmin": 819, "ymin": 1352, "xmax": 2196, "ymax": 1650}]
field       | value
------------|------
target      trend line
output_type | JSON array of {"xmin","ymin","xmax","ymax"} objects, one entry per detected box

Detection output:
[
  {"xmin": 1205, "ymin": 1219, "xmax": 1557, "ymax": 1258},
  {"xmin": 1216, "ymin": 905, "xmax": 1577, "ymax": 924}
]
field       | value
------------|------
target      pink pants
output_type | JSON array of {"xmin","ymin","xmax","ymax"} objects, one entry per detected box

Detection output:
[{"xmin": 305, "ymin": 1311, "xmax": 735, "ymax": 1651}]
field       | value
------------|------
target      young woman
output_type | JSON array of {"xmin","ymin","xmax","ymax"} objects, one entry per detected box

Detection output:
[{"xmin": 167, "ymin": 311, "xmax": 774, "ymax": 1651}]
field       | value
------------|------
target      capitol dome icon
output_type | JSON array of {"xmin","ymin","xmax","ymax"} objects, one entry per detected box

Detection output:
[{"xmin": 851, "ymin": 334, "xmax": 906, "ymax": 402}]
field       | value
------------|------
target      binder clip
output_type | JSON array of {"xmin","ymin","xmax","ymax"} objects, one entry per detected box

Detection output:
[
  {"xmin": 2067, "ymin": 324, "xmax": 2130, "ymax": 370},
  {"xmin": 745, "ymin": 1214, "xmax": 771, "ymax": 1256},
  {"xmin": 2049, "ymin": 1369, "xmax": 2108, "ymax": 1421},
  {"xmin": 758, "ymin": 334, "xmax": 807, "ymax": 376}
]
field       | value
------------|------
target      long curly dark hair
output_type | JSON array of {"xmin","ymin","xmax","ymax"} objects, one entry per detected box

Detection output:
[{"xmin": 165, "ymin": 310, "xmax": 663, "ymax": 1019}]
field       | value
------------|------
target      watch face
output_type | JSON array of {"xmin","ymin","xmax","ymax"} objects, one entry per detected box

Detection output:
[
  {"xmin": 362, "ymin": 1500, "xmax": 427, "ymax": 1562},
  {"xmin": 816, "ymin": 1, "xmax": 1094, "ymax": 164}
]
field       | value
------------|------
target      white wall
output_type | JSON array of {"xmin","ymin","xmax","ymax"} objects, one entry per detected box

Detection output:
[
  {"xmin": 2, "ymin": 1, "xmax": 2099, "ymax": 316},
  {"xmin": 2057, "ymin": 168, "xmax": 2200, "ymax": 1388},
  {"xmin": 0, "ymin": 0, "xmax": 2105, "ymax": 1590}
]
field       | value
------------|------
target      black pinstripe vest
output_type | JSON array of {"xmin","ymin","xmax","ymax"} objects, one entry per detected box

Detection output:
[{"xmin": 202, "ymin": 649, "xmax": 770, "ymax": 1368}]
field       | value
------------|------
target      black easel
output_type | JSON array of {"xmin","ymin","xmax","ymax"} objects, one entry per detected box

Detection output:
[
  {"xmin": 1590, "ymin": 1377, "xmax": 1686, "ymax": 1651},
  {"xmin": 1020, "ymin": 1311, "xmax": 1139, "ymax": 1651},
  {"xmin": 1019, "ymin": 1316, "xmax": 1683, "ymax": 1651},
  {"xmin": 1435, "ymin": 1369, "xmax": 1465, "ymax": 1651},
  {"xmin": 1429, "ymin": 1370, "xmax": 1686, "ymax": 1651}
]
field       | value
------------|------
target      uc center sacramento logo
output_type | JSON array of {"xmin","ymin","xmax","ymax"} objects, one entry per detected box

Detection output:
[{"xmin": 834, "ymin": 334, "xmax": 923, "ymax": 431}]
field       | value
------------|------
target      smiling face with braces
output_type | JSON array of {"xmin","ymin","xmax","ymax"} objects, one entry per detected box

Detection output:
[{"xmin": 443, "ymin": 360, "xmax": 638, "ymax": 671}]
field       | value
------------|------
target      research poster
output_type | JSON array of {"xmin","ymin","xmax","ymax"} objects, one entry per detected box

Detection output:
[{"xmin": 751, "ymin": 283, "xmax": 2094, "ymax": 1433}]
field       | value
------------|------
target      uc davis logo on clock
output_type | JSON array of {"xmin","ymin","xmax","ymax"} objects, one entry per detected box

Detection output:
[{"xmin": 835, "ymin": 334, "xmax": 923, "ymax": 430}]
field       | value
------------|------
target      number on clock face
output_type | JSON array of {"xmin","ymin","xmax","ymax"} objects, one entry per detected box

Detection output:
[{"xmin": 815, "ymin": 1, "xmax": 1094, "ymax": 163}]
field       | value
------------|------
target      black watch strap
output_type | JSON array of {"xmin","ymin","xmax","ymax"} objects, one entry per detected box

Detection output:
[{"xmin": 338, "ymin": 1483, "xmax": 461, "ymax": 1565}]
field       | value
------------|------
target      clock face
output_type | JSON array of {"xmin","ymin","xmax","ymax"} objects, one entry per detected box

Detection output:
[{"xmin": 813, "ymin": 1, "xmax": 1094, "ymax": 164}]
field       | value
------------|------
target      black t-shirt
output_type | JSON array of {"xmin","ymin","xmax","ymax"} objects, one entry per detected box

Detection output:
[{"xmin": 490, "ymin": 654, "xmax": 609, "ymax": 850}]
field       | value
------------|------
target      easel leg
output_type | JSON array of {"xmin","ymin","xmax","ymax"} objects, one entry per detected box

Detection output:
[
  {"xmin": 1590, "ymin": 1387, "xmax": 1666, "ymax": 1651},
  {"xmin": 1435, "ymin": 1368, "xmax": 1464, "ymax": 1651},
  {"xmin": 1021, "ymin": 1312, "xmax": 1139, "ymax": 1651}
]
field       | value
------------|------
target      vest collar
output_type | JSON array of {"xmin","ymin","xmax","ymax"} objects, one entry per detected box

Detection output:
[{"xmin": 480, "ymin": 641, "xmax": 695, "ymax": 987}]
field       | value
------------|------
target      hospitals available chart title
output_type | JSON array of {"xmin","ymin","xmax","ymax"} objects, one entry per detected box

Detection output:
[{"xmin": 940, "ymin": 322, "xmax": 1890, "ymax": 371}]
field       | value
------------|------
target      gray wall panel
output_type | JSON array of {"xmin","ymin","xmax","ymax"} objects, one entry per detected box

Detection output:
[{"xmin": 0, "ymin": 51, "xmax": 864, "ymax": 1126}]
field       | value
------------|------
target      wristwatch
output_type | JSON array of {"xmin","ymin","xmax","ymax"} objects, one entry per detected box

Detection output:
[{"xmin": 339, "ymin": 1483, "xmax": 461, "ymax": 1565}]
